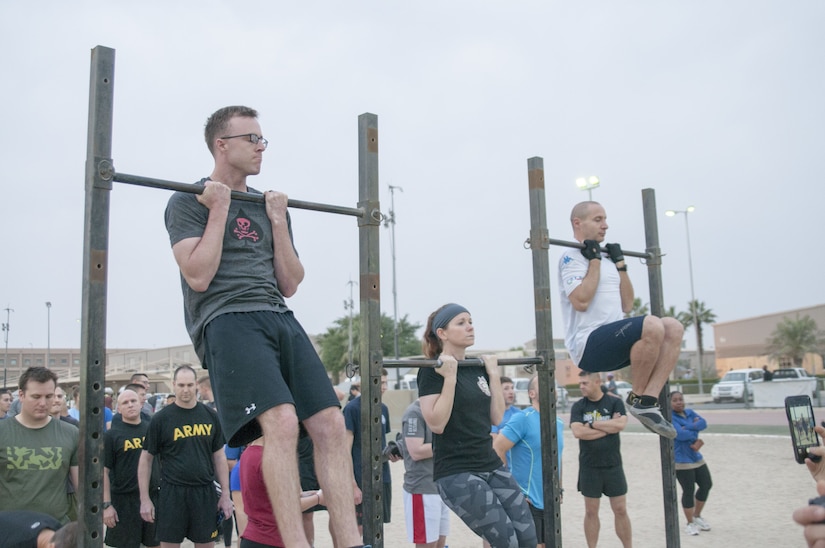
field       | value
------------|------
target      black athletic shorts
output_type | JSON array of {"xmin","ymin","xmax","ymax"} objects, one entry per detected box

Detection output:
[
  {"xmin": 298, "ymin": 435, "xmax": 326, "ymax": 513},
  {"xmin": 105, "ymin": 490, "xmax": 159, "ymax": 548},
  {"xmin": 204, "ymin": 311, "xmax": 340, "ymax": 447},
  {"xmin": 157, "ymin": 482, "xmax": 219, "ymax": 544},
  {"xmin": 577, "ymin": 464, "xmax": 628, "ymax": 498},
  {"xmin": 355, "ymin": 483, "xmax": 392, "ymax": 525},
  {"xmin": 529, "ymin": 502, "xmax": 545, "ymax": 544}
]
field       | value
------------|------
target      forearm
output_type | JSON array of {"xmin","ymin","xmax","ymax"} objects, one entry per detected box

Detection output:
[
  {"xmin": 407, "ymin": 440, "xmax": 433, "ymax": 461},
  {"xmin": 271, "ymin": 223, "xmax": 304, "ymax": 297},
  {"xmin": 213, "ymin": 452, "xmax": 231, "ymax": 494},
  {"xmin": 103, "ymin": 468, "xmax": 112, "ymax": 501},
  {"xmin": 619, "ymin": 271, "xmax": 634, "ymax": 314},
  {"xmin": 300, "ymin": 490, "xmax": 322, "ymax": 511},
  {"xmin": 487, "ymin": 374, "xmax": 505, "ymax": 427},
  {"xmin": 571, "ymin": 423, "xmax": 606, "ymax": 440},
  {"xmin": 137, "ymin": 452, "xmax": 152, "ymax": 502},
  {"xmin": 592, "ymin": 417, "xmax": 626, "ymax": 434}
]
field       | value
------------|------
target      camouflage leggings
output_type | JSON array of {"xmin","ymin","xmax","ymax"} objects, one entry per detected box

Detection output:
[{"xmin": 436, "ymin": 468, "xmax": 537, "ymax": 548}]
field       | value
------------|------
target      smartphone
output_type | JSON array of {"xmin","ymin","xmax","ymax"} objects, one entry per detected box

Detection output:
[{"xmin": 785, "ymin": 395, "xmax": 822, "ymax": 464}]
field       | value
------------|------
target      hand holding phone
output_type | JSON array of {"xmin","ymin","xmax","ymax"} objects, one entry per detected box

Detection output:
[{"xmin": 786, "ymin": 395, "xmax": 822, "ymax": 464}]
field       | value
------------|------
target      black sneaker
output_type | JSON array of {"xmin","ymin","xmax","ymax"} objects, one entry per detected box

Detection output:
[
  {"xmin": 625, "ymin": 391, "xmax": 641, "ymax": 406},
  {"xmin": 628, "ymin": 401, "xmax": 677, "ymax": 439}
]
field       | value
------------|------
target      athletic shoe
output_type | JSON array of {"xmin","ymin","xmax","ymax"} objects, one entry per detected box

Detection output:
[
  {"xmin": 693, "ymin": 516, "xmax": 711, "ymax": 531},
  {"xmin": 627, "ymin": 401, "xmax": 677, "ymax": 439},
  {"xmin": 685, "ymin": 522, "xmax": 700, "ymax": 536},
  {"xmin": 625, "ymin": 392, "xmax": 640, "ymax": 406}
]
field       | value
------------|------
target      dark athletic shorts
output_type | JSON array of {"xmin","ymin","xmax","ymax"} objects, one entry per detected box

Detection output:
[
  {"xmin": 204, "ymin": 310, "xmax": 340, "ymax": 447},
  {"xmin": 529, "ymin": 502, "xmax": 545, "ymax": 544},
  {"xmin": 577, "ymin": 464, "xmax": 627, "ymax": 499},
  {"xmin": 578, "ymin": 316, "xmax": 645, "ymax": 372},
  {"xmin": 298, "ymin": 435, "xmax": 326, "ymax": 513},
  {"xmin": 157, "ymin": 482, "xmax": 219, "ymax": 544},
  {"xmin": 355, "ymin": 483, "xmax": 392, "ymax": 525},
  {"xmin": 104, "ymin": 490, "xmax": 159, "ymax": 548}
]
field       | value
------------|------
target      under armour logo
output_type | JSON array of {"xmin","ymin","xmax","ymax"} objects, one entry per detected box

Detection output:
[{"xmin": 245, "ymin": 403, "xmax": 257, "ymax": 415}]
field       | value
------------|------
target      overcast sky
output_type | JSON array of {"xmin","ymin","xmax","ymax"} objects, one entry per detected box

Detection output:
[{"xmin": 1, "ymin": 1, "xmax": 823, "ymax": 356}]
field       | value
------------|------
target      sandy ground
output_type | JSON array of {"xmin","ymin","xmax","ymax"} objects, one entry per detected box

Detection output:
[{"xmin": 185, "ymin": 407, "xmax": 817, "ymax": 548}]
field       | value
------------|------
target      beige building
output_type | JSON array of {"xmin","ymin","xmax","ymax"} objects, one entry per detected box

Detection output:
[
  {"xmin": 713, "ymin": 304, "xmax": 825, "ymax": 376},
  {"xmin": 0, "ymin": 345, "xmax": 198, "ymax": 392}
]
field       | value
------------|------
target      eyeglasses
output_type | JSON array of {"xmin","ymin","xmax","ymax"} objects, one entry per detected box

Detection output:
[{"xmin": 219, "ymin": 133, "xmax": 269, "ymax": 149}]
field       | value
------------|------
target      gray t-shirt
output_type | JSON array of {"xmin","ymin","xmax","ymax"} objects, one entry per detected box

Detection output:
[
  {"xmin": 164, "ymin": 180, "xmax": 296, "ymax": 363},
  {"xmin": 401, "ymin": 400, "xmax": 438, "ymax": 495}
]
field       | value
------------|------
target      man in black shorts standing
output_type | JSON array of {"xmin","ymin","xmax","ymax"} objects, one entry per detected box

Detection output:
[
  {"xmin": 137, "ymin": 366, "xmax": 232, "ymax": 548},
  {"xmin": 164, "ymin": 105, "xmax": 362, "ymax": 547},
  {"xmin": 570, "ymin": 371, "xmax": 631, "ymax": 548},
  {"xmin": 103, "ymin": 389, "xmax": 159, "ymax": 548}
]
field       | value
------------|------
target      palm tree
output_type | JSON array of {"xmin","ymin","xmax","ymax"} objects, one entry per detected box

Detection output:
[
  {"xmin": 765, "ymin": 315, "xmax": 825, "ymax": 373},
  {"xmin": 625, "ymin": 298, "xmax": 649, "ymax": 318},
  {"xmin": 675, "ymin": 300, "xmax": 717, "ymax": 386}
]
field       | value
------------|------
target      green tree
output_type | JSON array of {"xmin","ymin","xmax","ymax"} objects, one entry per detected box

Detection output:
[
  {"xmin": 625, "ymin": 298, "xmax": 649, "ymax": 318},
  {"xmin": 317, "ymin": 312, "xmax": 422, "ymax": 383},
  {"xmin": 662, "ymin": 305, "xmax": 679, "ymax": 319},
  {"xmin": 765, "ymin": 315, "xmax": 825, "ymax": 372}
]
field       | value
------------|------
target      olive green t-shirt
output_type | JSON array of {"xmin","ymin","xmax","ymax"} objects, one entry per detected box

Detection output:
[{"xmin": 0, "ymin": 416, "xmax": 79, "ymax": 522}]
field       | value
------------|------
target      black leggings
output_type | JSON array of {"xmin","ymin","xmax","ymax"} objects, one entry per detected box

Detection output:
[{"xmin": 676, "ymin": 464, "xmax": 712, "ymax": 509}]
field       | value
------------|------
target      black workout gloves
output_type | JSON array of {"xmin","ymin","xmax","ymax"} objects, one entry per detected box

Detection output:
[
  {"xmin": 581, "ymin": 239, "xmax": 602, "ymax": 261},
  {"xmin": 605, "ymin": 243, "xmax": 624, "ymax": 264}
]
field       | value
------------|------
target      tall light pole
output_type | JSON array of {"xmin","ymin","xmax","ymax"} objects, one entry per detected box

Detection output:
[
  {"xmin": 2, "ymin": 307, "xmax": 12, "ymax": 388},
  {"xmin": 384, "ymin": 184, "xmax": 403, "ymax": 360},
  {"xmin": 575, "ymin": 176, "xmax": 600, "ymax": 200},
  {"xmin": 45, "ymin": 302, "xmax": 52, "ymax": 369},
  {"xmin": 344, "ymin": 279, "xmax": 357, "ymax": 365},
  {"xmin": 666, "ymin": 206, "xmax": 703, "ymax": 394}
]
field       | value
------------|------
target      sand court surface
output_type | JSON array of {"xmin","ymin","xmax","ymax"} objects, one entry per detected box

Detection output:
[{"xmin": 185, "ymin": 407, "xmax": 817, "ymax": 547}]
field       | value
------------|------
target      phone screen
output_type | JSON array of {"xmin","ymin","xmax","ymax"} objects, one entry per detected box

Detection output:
[{"xmin": 786, "ymin": 395, "xmax": 821, "ymax": 464}]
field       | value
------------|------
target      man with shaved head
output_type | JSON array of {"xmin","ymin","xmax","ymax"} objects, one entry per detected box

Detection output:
[
  {"xmin": 559, "ymin": 201, "xmax": 683, "ymax": 438},
  {"xmin": 103, "ymin": 389, "xmax": 159, "ymax": 548}
]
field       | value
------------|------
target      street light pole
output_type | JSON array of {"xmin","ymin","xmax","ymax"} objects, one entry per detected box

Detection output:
[
  {"xmin": 46, "ymin": 302, "xmax": 52, "ymax": 369},
  {"xmin": 666, "ymin": 206, "xmax": 704, "ymax": 394},
  {"xmin": 384, "ymin": 184, "xmax": 403, "ymax": 360},
  {"xmin": 2, "ymin": 307, "xmax": 13, "ymax": 389},
  {"xmin": 575, "ymin": 176, "xmax": 601, "ymax": 200},
  {"xmin": 344, "ymin": 279, "xmax": 357, "ymax": 365}
]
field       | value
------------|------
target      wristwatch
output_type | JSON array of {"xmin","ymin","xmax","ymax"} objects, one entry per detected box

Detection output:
[{"xmin": 102, "ymin": 501, "xmax": 112, "ymax": 509}]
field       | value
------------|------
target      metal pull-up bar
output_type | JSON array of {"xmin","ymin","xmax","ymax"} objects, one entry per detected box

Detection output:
[
  {"xmin": 382, "ymin": 356, "xmax": 544, "ymax": 368},
  {"xmin": 112, "ymin": 172, "xmax": 367, "ymax": 218},
  {"xmin": 347, "ymin": 356, "xmax": 545, "ymax": 379},
  {"xmin": 546, "ymin": 237, "xmax": 652, "ymax": 260},
  {"xmin": 525, "ymin": 235, "xmax": 653, "ymax": 260}
]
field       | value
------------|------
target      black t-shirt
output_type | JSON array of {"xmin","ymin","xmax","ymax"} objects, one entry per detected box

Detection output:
[
  {"xmin": 144, "ymin": 403, "xmax": 223, "ymax": 486},
  {"xmin": 570, "ymin": 394, "xmax": 626, "ymax": 468},
  {"xmin": 0, "ymin": 510, "xmax": 62, "ymax": 548},
  {"xmin": 417, "ymin": 365, "xmax": 502, "ymax": 481},
  {"xmin": 105, "ymin": 418, "xmax": 160, "ymax": 494}
]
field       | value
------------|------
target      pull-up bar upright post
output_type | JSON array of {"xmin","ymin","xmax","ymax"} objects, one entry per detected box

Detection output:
[
  {"xmin": 79, "ymin": 44, "xmax": 116, "ymax": 548},
  {"xmin": 80, "ymin": 45, "xmax": 391, "ymax": 547},
  {"xmin": 526, "ymin": 158, "xmax": 681, "ymax": 547},
  {"xmin": 526, "ymin": 157, "xmax": 563, "ymax": 547}
]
